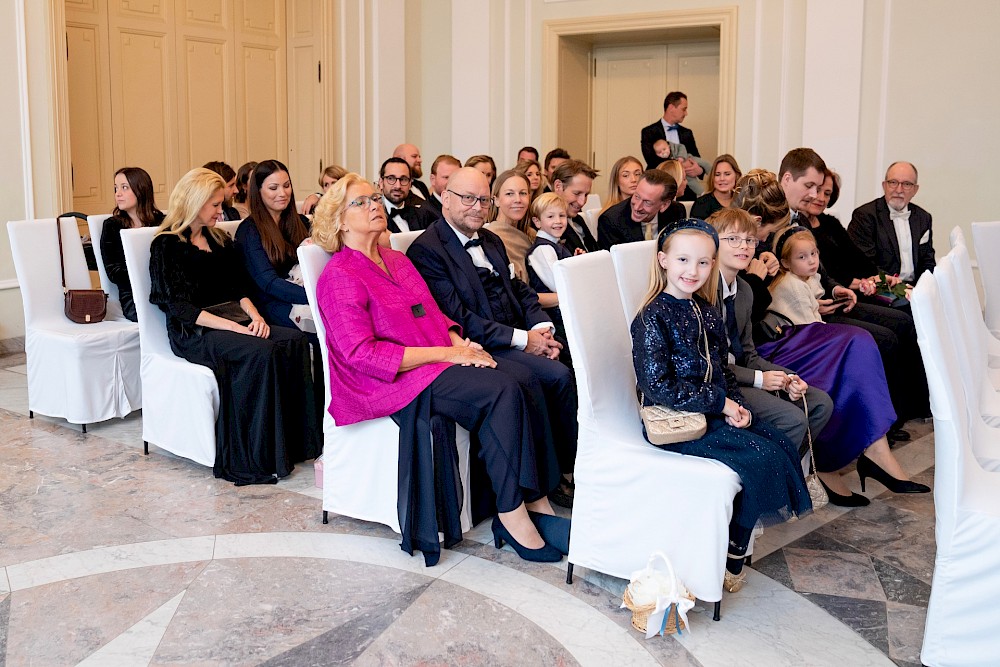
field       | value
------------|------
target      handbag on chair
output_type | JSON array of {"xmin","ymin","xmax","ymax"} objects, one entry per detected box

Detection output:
[{"xmin": 57, "ymin": 220, "xmax": 107, "ymax": 324}]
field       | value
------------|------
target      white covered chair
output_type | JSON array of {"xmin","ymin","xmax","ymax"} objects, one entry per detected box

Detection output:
[
  {"xmin": 297, "ymin": 243, "xmax": 473, "ymax": 534},
  {"xmin": 120, "ymin": 227, "xmax": 219, "ymax": 465},
  {"xmin": 216, "ymin": 219, "xmax": 242, "ymax": 237},
  {"xmin": 580, "ymin": 208, "xmax": 600, "ymax": 239},
  {"xmin": 86, "ymin": 214, "xmax": 129, "ymax": 321},
  {"xmin": 553, "ymin": 250, "xmax": 741, "ymax": 612},
  {"xmin": 970, "ymin": 221, "xmax": 1000, "ymax": 334},
  {"xmin": 583, "ymin": 193, "xmax": 601, "ymax": 212},
  {"xmin": 389, "ymin": 230, "xmax": 423, "ymax": 254},
  {"xmin": 610, "ymin": 240, "xmax": 657, "ymax": 326},
  {"xmin": 911, "ymin": 271, "xmax": 1000, "ymax": 666},
  {"xmin": 7, "ymin": 218, "xmax": 141, "ymax": 430}
]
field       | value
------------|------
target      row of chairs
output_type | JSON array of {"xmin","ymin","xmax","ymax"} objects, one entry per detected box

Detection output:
[{"xmin": 911, "ymin": 225, "xmax": 1000, "ymax": 665}]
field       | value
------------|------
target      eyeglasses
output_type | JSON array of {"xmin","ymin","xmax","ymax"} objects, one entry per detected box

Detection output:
[
  {"xmin": 884, "ymin": 179, "xmax": 917, "ymax": 191},
  {"xmin": 447, "ymin": 189, "xmax": 491, "ymax": 208},
  {"xmin": 719, "ymin": 235, "xmax": 760, "ymax": 248},
  {"xmin": 347, "ymin": 193, "xmax": 384, "ymax": 209},
  {"xmin": 382, "ymin": 175, "xmax": 411, "ymax": 186}
]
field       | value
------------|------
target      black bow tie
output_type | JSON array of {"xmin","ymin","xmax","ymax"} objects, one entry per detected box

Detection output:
[{"xmin": 464, "ymin": 238, "xmax": 482, "ymax": 248}]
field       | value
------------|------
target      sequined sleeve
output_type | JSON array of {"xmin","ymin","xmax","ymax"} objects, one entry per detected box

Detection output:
[{"xmin": 631, "ymin": 295, "xmax": 728, "ymax": 414}]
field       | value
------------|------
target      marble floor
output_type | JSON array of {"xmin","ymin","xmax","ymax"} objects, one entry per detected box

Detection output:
[{"xmin": 0, "ymin": 352, "xmax": 936, "ymax": 666}]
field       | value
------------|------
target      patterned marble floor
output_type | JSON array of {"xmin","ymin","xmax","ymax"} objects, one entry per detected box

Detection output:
[{"xmin": 0, "ymin": 352, "xmax": 936, "ymax": 666}]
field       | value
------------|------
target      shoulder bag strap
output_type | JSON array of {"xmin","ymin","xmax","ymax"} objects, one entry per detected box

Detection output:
[{"xmin": 56, "ymin": 218, "xmax": 68, "ymax": 292}]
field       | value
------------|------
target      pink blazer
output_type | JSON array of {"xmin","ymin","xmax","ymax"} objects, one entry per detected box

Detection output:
[{"xmin": 316, "ymin": 245, "xmax": 459, "ymax": 425}]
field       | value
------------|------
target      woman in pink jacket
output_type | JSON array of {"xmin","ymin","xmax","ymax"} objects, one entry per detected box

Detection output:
[{"xmin": 313, "ymin": 173, "xmax": 567, "ymax": 565}]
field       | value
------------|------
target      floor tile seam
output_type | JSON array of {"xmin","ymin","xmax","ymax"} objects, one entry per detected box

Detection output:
[
  {"xmin": 784, "ymin": 586, "xmax": 896, "ymax": 659},
  {"xmin": 1, "ymin": 566, "xmax": 9, "ymax": 594}
]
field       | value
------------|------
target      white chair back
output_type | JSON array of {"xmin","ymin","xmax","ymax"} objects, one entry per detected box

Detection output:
[
  {"xmin": 121, "ymin": 228, "xmax": 171, "ymax": 356},
  {"xmin": 580, "ymin": 209, "xmax": 599, "ymax": 239},
  {"xmin": 390, "ymin": 230, "xmax": 423, "ymax": 254},
  {"xmin": 297, "ymin": 244, "xmax": 335, "ymax": 422},
  {"xmin": 583, "ymin": 193, "xmax": 601, "ymax": 212},
  {"xmin": 682, "ymin": 200, "xmax": 694, "ymax": 217},
  {"xmin": 8, "ymin": 218, "xmax": 93, "ymax": 327},
  {"xmin": 610, "ymin": 240, "xmax": 657, "ymax": 328},
  {"xmin": 971, "ymin": 221, "xmax": 1000, "ymax": 332},
  {"xmin": 950, "ymin": 225, "xmax": 967, "ymax": 249},
  {"xmin": 911, "ymin": 271, "xmax": 1000, "ymax": 665},
  {"xmin": 216, "ymin": 219, "xmax": 243, "ymax": 238},
  {"xmin": 86, "ymin": 214, "xmax": 127, "ymax": 321}
]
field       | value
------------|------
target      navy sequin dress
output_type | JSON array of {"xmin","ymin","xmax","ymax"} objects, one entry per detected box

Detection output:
[{"xmin": 631, "ymin": 292, "xmax": 811, "ymax": 537}]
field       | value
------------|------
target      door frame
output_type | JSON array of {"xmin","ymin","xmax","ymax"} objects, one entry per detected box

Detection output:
[{"xmin": 541, "ymin": 7, "xmax": 738, "ymax": 162}]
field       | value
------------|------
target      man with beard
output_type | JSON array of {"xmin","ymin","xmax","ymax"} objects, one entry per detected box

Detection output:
[
  {"xmin": 393, "ymin": 143, "xmax": 431, "ymax": 200},
  {"xmin": 378, "ymin": 157, "xmax": 436, "ymax": 233},
  {"xmin": 407, "ymin": 167, "xmax": 579, "ymax": 507}
]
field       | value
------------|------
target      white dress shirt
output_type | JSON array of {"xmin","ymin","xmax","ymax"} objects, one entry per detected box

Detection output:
[{"xmin": 889, "ymin": 205, "xmax": 915, "ymax": 282}]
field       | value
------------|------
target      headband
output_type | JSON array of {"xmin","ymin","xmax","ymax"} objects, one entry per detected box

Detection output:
[
  {"xmin": 658, "ymin": 217, "xmax": 720, "ymax": 249},
  {"xmin": 773, "ymin": 225, "xmax": 811, "ymax": 259}
]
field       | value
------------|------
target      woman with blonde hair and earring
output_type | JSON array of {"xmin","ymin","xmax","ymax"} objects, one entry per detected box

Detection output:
[
  {"xmin": 149, "ymin": 168, "xmax": 321, "ymax": 485},
  {"xmin": 601, "ymin": 156, "xmax": 643, "ymax": 213}
]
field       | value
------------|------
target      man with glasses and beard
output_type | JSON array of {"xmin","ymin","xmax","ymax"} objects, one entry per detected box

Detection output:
[{"xmin": 378, "ymin": 157, "xmax": 436, "ymax": 233}]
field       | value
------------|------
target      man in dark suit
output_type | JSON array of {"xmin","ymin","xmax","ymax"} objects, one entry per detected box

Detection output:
[
  {"xmin": 393, "ymin": 143, "xmax": 431, "ymax": 200},
  {"xmin": 848, "ymin": 162, "xmax": 934, "ymax": 283},
  {"xmin": 550, "ymin": 159, "xmax": 600, "ymax": 253},
  {"xmin": 598, "ymin": 170, "xmax": 677, "ymax": 249},
  {"xmin": 424, "ymin": 154, "xmax": 461, "ymax": 218},
  {"xmin": 640, "ymin": 92, "xmax": 705, "ymax": 179},
  {"xmin": 379, "ymin": 157, "xmax": 436, "ymax": 233},
  {"xmin": 407, "ymin": 167, "xmax": 579, "ymax": 506}
]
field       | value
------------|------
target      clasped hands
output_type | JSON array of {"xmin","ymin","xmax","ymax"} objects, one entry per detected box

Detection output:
[
  {"xmin": 525, "ymin": 329, "xmax": 562, "ymax": 360},
  {"xmin": 761, "ymin": 370, "xmax": 808, "ymax": 401}
]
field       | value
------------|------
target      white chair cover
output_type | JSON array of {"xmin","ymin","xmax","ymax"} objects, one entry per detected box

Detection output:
[
  {"xmin": 610, "ymin": 240, "xmax": 657, "ymax": 326},
  {"xmin": 7, "ymin": 218, "xmax": 141, "ymax": 425},
  {"xmin": 583, "ymin": 193, "xmax": 601, "ymax": 212},
  {"xmin": 911, "ymin": 272, "xmax": 1000, "ymax": 666},
  {"xmin": 970, "ymin": 221, "xmax": 1000, "ymax": 333},
  {"xmin": 120, "ymin": 227, "xmax": 218, "ymax": 466},
  {"xmin": 216, "ymin": 220, "xmax": 242, "ymax": 237},
  {"xmin": 297, "ymin": 243, "xmax": 472, "ymax": 534},
  {"xmin": 86, "ymin": 213, "xmax": 129, "ymax": 321},
  {"xmin": 553, "ymin": 250, "xmax": 740, "ymax": 602},
  {"xmin": 389, "ymin": 230, "xmax": 423, "ymax": 254},
  {"xmin": 580, "ymin": 209, "xmax": 599, "ymax": 239},
  {"xmin": 943, "ymin": 233, "xmax": 1000, "ymax": 370},
  {"xmin": 682, "ymin": 200, "xmax": 694, "ymax": 217}
]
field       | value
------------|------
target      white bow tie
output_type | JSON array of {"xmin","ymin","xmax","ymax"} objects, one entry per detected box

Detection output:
[{"xmin": 889, "ymin": 207, "xmax": 910, "ymax": 222}]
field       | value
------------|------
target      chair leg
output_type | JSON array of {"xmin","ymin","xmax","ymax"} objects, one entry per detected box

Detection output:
[
  {"xmin": 565, "ymin": 562, "xmax": 574, "ymax": 584},
  {"xmin": 143, "ymin": 441, "xmax": 149, "ymax": 455},
  {"xmin": 713, "ymin": 600, "xmax": 721, "ymax": 621},
  {"xmin": 322, "ymin": 510, "xmax": 328, "ymax": 524},
  {"xmin": 29, "ymin": 410, "xmax": 33, "ymax": 419},
  {"xmin": 82, "ymin": 423, "xmax": 87, "ymax": 434},
  {"xmin": 745, "ymin": 554, "xmax": 752, "ymax": 566}
]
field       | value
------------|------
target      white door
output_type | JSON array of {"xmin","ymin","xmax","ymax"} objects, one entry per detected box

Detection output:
[
  {"xmin": 286, "ymin": 0, "xmax": 324, "ymax": 197},
  {"xmin": 667, "ymin": 42, "xmax": 720, "ymax": 163},
  {"xmin": 592, "ymin": 45, "xmax": 667, "ymax": 201}
]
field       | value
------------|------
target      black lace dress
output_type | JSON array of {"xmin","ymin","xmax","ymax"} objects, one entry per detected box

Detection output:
[
  {"xmin": 149, "ymin": 229, "xmax": 321, "ymax": 485},
  {"xmin": 631, "ymin": 292, "xmax": 811, "ymax": 540}
]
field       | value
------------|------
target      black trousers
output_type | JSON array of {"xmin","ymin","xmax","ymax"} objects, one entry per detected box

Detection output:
[
  {"xmin": 425, "ymin": 365, "xmax": 545, "ymax": 512},
  {"xmin": 492, "ymin": 348, "xmax": 579, "ymax": 480},
  {"xmin": 825, "ymin": 301, "xmax": 929, "ymax": 422}
]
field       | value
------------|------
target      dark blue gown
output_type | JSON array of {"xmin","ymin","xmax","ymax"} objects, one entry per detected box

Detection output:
[{"xmin": 631, "ymin": 292, "xmax": 811, "ymax": 537}]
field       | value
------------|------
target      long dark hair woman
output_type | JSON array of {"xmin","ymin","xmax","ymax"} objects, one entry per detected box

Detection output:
[
  {"xmin": 101, "ymin": 166, "xmax": 165, "ymax": 321},
  {"xmin": 234, "ymin": 159, "xmax": 311, "ymax": 329},
  {"xmin": 149, "ymin": 168, "xmax": 321, "ymax": 485}
]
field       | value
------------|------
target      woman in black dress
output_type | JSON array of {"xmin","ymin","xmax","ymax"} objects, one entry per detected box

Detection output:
[
  {"xmin": 101, "ymin": 166, "xmax": 165, "ymax": 321},
  {"xmin": 149, "ymin": 167, "xmax": 321, "ymax": 485},
  {"xmin": 690, "ymin": 154, "xmax": 742, "ymax": 220}
]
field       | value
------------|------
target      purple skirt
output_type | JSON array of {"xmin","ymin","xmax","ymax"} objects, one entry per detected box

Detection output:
[{"xmin": 757, "ymin": 322, "xmax": 896, "ymax": 472}]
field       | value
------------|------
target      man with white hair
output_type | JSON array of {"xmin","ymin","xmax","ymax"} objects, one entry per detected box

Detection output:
[{"xmin": 848, "ymin": 162, "xmax": 935, "ymax": 283}]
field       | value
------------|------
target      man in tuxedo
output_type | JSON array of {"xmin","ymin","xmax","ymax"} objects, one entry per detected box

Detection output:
[
  {"xmin": 424, "ymin": 154, "xmax": 461, "ymax": 217},
  {"xmin": 407, "ymin": 167, "xmax": 579, "ymax": 507},
  {"xmin": 640, "ymin": 92, "xmax": 705, "ymax": 184},
  {"xmin": 550, "ymin": 160, "xmax": 600, "ymax": 253},
  {"xmin": 597, "ymin": 170, "xmax": 677, "ymax": 249},
  {"xmin": 379, "ymin": 157, "xmax": 436, "ymax": 233},
  {"xmin": 848, "ymin": 162, "xmax": 934, "ymax": 283},
  {"xmin": 393, "ymin": 143, "xmax": 431, "ymax": 200}
]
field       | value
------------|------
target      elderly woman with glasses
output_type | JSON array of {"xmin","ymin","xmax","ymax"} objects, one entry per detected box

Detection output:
[{"xmin": 312, "ymin": 173, "xmax": 568, "ymax": 566}]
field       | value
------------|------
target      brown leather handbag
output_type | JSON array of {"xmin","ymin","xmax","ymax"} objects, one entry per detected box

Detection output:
[{"xmin": 57, "ymin": 220, "xmax": 107, "ymax": 324}]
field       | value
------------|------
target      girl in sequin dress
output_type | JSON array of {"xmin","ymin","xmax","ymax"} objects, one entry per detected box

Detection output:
[{"xmin": 631, "ymin": 219, "xmax": 812, "ymax": 593}]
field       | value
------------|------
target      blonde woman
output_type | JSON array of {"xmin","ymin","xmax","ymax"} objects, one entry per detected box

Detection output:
[
  {"xmin": 601, "ymin": 156, "xmax": 643, "ymax": 213},
  {"xmin": 149, "ymin": 168, "xmax": 321, "ymax": 485}
]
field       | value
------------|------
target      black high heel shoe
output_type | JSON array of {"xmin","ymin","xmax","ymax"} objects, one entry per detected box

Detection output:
[
  {"xmin": 529, "ymin": 511, "xmax": 571, "ymax": 555},
  {"xmin": 819, "ymin": 479, "xmax": 870, "ymax": 507},
  {"xmin": 857, "ymin": 453, "xmax": 930, "ymax": 494},
  {"xmin": 492, "ymin": 516, "xmax": 563, "ymax": 562}
]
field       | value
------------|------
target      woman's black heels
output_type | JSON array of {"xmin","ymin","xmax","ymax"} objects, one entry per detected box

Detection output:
[
  {"xmin": 819, "ymin": 479, "xmax": 870, "ymax": 507},
  {"xmin": 492, "ymin": 516, "xmax": 563, "ymax": 562},
  {"xmin": 857, "ymin": 453, "xmax": 930, "ymax": 494},
  {"xmin": 529, "ymin": 511, "xmax": 571, "ymax": 555}
]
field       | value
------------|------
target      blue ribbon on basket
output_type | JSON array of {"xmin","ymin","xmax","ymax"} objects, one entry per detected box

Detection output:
[{"xmin": 659, "ymin": 601, "xmax": 682, "ymax": 636}]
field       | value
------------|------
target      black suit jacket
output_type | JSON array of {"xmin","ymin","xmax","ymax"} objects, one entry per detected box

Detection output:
[
  {"xmin": 563, "ymin": 214, "xmax": 599, "ymax": 254},
  {"xmin": 847, "ymin": 197, "xmax": 935, "ymax": 281},
  {"xmin": 598, "ymin": 200, "xmax": 646, "ymax": 249},
  {"xmin": 640, "ymin": 119, "xmax": 701, "ymax": 170},
  {"xmin": 422, "ymin": 192, "xmax": 444, "ymax": 217},
  {"xmin": 386, "ymin": 203, "xmax": 437, "ymax": 233},
  {"xmin": 407, "ymin": 220, "xmax": 549, "ymax": 351},
  {"xmin": 411, "ymin": 179, "xmax": 432, "ymax": 200}
]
